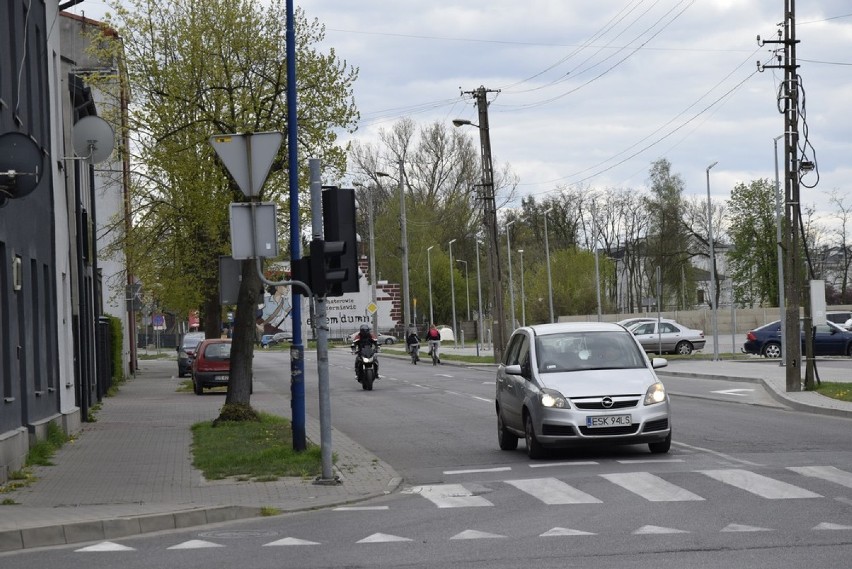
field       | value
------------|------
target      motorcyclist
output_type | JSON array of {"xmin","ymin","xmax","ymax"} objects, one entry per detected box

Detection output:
[
  {"xmin": 405, "ymin": 326, "xmax": 420, "ymax": 362},
  {"xmin": 425, "ymin": 324, "xmax": 441, "ymax": 364},
  {"xmin": 352, "ymin": 323, "xmax": 379, "ymax": 379}
]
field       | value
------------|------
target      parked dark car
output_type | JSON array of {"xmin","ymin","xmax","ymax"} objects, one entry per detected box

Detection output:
[
  {"xmin": 260, "ymin": 331, "xmax": 290, "ymax": 348},
  {"xmin": 743, "ymin": 319, "xmax": 852, "ymax": 358},
  {"xmin": 177, "ymin": 331, "xmax": 206, "ymax": 378}
]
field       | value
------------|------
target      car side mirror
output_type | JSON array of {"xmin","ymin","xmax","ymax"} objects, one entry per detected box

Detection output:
[{"xmin": 505, "ymin": 364, "xmax": 522, "ymax": 376}]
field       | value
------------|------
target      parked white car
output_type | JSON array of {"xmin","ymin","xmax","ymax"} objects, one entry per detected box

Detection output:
[{"xmin": 627, "ymin": 319, "xmax": 706, "ymax": 355}]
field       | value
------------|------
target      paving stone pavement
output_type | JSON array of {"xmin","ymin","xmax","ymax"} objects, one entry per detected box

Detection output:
[{"xmin": 1, "ymin": 351, "xmax": 850, "ymax": 552}]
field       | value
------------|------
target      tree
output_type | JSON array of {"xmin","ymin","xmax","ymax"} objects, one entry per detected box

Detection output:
[
  {"xmin": 93, "ymin": 0, "xmax": 358, "ymax": 416},
  {"xmin": 644, "ymin": 159, "xmax": 692, "ymax": 310},
  {"xmin": 725, "ymin": 179, "xmax": 778, "ymax": 307}
]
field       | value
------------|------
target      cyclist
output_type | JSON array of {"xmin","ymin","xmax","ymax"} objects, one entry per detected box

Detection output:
[
  {"xmin": 425, "ymin": 324, "xmax": 441, "ymax": 364},
  {"xmin": 405, "ymin": 325, "xmax": 420, "ymax": 363}
]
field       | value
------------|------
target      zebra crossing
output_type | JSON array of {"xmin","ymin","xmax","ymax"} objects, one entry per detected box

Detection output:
[{"xmin": 402, "ymin": 465, "xmax": 852, "ymax": 507}]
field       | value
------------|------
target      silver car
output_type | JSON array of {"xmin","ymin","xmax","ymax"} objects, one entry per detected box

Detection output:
[
  {"xmin": 628, "ymin": 319, "xmax": 706, "ymax": 355},
  {"xmin": 495, "ymin": 322, "xmax": 672, "ymax": 459}
]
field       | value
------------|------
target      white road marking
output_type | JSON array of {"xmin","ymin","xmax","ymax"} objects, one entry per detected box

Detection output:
[
  {"xmin": 334, "ymin": 506, "xmax": 389, "ymax": 511},
  {"xmin": 788, "ymin": 465, "xmax": 852, "ymax": 489},
  {"xmin": 167, "ymin": 540, "xmax": 224, "ymax": 550},
  {"xmin": 721, "ymin": 523, "xmax": 772, "ymax": 532},
  {"xmin": 813, "ymin": 522, "xmax": 852, "ymax": 531},
  {"xmin": 633, "ymin": 525, "xmax": 689, "ymax": 534},
  {"xmin": 700, "ymin": 469, "xmax": 822, "ymax": 499},
  {"xmin": 444, "ymin": 467, "xmax": 512, "ymax": 475},
  {"xmin": 471, "ymin": 395, "xmax": 491, "ymax": 403},
  {"xmin": 601, "ymin": 472, "xmax": 705, "ymax": 502},
  {"xmin": 711, "ymin": 388, "xmax": 754, "ymax": 396},
  {"xmin": 673, "ymin": 441, "xmax": 764, "ymax": 466},
  {"xmin": 404, "ymin": 483, "xmax": 493, "ymax": 508},
  {"xmin": 506, "ymin": 477, "xmax": 602, "ymax": 505},
  {"xmin": 357, "ymin": 533, "xmax": 413, "ymax": 543},
  {"xmin": 450, "ymin": 529, "xmax": 505, "ymax": 540},
  {"xmin": 263, "ymin": 537, "xmax": 320, "ymax": 546},
  {"xmin": 618, "ymin": 459, "xmax": 684, "ymax": 464},
  {"xmin": 540, "ymin": 527, "xmax": 596, "ymax": 536},
  {"xmin": 75, "ymin": 542, "xmax": 136, "ymax": 552},
  {"xmin": 529, "ymin": 461, "xmax": 598, "ymax": 468},
  {"xmin": 436, "ymin": 374, "xmax": 454, "ymax": 378}
]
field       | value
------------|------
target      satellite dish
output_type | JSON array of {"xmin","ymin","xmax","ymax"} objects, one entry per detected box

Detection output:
[
  {"xmin": 0, "ymin": 131, "xmax": 43, "ymax": 200},
  {"xmin": 72, "ymin": 116, "xmax": 115, "ymax": 164}
]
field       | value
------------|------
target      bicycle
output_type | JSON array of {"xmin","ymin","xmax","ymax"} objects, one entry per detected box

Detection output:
[
  {"xmin": 409, "ymin": 343, "xmax": 420, "ymax": 364},
  {"xmin": 428, "ymin": 340, "xmax": 440, "ymax": 366}
]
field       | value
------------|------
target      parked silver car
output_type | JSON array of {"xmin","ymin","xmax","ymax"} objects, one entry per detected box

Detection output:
[
  {"xmin": 628, "ymin": 319, "xmax": 705, "ymax": 355},
  {"xmin": 495, "ymin": 322, "xmax": 672, "ymax": 459}
]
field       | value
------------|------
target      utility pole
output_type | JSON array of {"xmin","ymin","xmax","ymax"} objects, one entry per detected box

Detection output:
[
  {"xmin": 461, "ymin": 86, "xmax": 506, "ymax": 362},
  {"xmin": 758, "ymin": 0, "xmax": 807, "ymax": 391}
]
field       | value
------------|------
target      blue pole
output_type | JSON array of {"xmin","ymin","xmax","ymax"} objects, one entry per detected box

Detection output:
[{"xmin": 286, "ymin": 0, "xmax": 305, "ymax": 451}]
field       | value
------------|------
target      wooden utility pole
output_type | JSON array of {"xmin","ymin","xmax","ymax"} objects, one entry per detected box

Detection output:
[
  {"xmin": 759, "ymin": 0, "xmax": 809, "ymax": 392},
  {"xmin": 463, "ymin": 86, "xmax": 506, "ymax": 362}
]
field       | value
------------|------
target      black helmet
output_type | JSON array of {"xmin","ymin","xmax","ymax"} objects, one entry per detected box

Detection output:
[{"xmin": 359, "ymin": 324, "xmax": 371, "ymax": 333}]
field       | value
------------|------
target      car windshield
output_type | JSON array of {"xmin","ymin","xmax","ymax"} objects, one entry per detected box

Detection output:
[{"xmin": 534, "ymin": 330, "xmax": 646, "ymax": 373}]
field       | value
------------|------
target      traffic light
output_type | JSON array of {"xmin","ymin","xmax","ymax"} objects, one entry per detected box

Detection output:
[
  {"xmin": 309, "ymin": 239, "xmax": 349, "ymax": 297},
  {"xmin": 321, "ymin": 186, "xmax": 359, "ymax": 294}
]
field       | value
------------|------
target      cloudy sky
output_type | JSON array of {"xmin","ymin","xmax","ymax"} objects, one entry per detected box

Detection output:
[{"xmin": 70, "ymin": 1, "xmax": 852, "ymax": 225}]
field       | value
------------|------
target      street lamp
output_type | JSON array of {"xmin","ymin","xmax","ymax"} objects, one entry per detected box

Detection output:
[
  {"xmin": 427, "ymin": 245, "xmax": 435, "ymax": 327},
  {"xmin": 517, "ymin": 249, "xmax": 526, "ymax": 327},
  {"xmin": 378, "ymin": 164, "xmax": 410, "ymax": 331},
  {"xmin": 506, "ymin": 219, "xmax": 516, "ymax": 330},
  {"xmin": 706, "ymin": 161, "xmax": 719, "ymax": 361},
  {"xmin": 356, "ymin": 180, "xmax": 379, "ymax": 332},
  {"xmin": 590, "ymin": 200, "xmax": 602, "ymax": 322},
  {"xmin": 452, "ymin": 102, "xmax": 506, "ymax": 362},
  {"xmin": 448, "ymin": 239, "xmax": 458, "ymax": 347},
  {"xmin": 457, "ymin": 259, "xmax": 470, "ymax": 321},
  {"xmin": 543, "ymin": 208, "xmax": 554, "ymax": 323},
  {"xmin": 475, "ymin": 240, "xmax": 484, "ymax": 356}
]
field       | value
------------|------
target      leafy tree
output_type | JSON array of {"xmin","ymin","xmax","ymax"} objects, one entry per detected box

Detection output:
[
  {"xmin": 92, "ymin": 0, "xmax": 358, "ymax": 415},
  {"xmin": 725, "ymin": 179, "xmax": 778, "ymax": 307},
  {"xmin": 644, "ymin": 159, "xmax": 692, "ymax": 310}
]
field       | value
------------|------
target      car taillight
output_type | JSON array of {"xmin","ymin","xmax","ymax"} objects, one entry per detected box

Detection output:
[{"xmin": 746, "ymin": 331, "xmax": 757, "ymax": 341}]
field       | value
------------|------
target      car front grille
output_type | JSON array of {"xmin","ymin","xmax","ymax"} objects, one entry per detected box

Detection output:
[
  {"xmin": 643, "ymin": 418, "xmax": 669, "ymax": 432},
  {"xmin": 542, "ymin": 424, "xmax": 577, "ymax": 436},
  {"xmin": 578, "ymin": 425, "xmax": 640, "ymax": 436},
  {"xmin": 572, "ymin": 398, "xmax": 639, "ymax": 410}
]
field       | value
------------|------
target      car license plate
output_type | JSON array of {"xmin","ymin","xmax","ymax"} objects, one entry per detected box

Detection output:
[
  {"xmin": 587, "ymin": 414, "xmax": 631, "ymax": 428},
  {"xmin": 214, "ymin": 375, "xmax": 228, "ymax": 382}
]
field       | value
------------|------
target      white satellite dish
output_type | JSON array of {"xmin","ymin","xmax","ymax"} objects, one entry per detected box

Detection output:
[{"xmin": 72, "ymin": 116, "xmax": 115, "ymax": 164}]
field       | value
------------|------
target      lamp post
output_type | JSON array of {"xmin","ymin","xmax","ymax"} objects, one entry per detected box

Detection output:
[
  {"xmin": 378, "ymin": 164, "xmax": 410, "ymax": 330},
  {"xmin": 517, "ymin": 249, "xmax": 526, "ymax": 327},
  {"xmin": 773, "ymin": 134, "xmax": 787, "ymax": 366},
  {"xmin": 457, "ymin": 259, "xmax": 470, "ymax": 321},
  {"xmin": 475, "ymin": 240, "xmax": 484, "ymax": 356},
  {"xmin": 448, "ymin": 239, "xmax": 458, "ymax": 347},
  {"xmin": 543, "ymin": 208, "xmax": 555, "ymax": 323},
  {"xmin": 452, "ymin": 98, "xmax": 506, "ymax": 362},
  {"xmin": 706, "ymin": 161, "xmax": 719, "ymax": 361},
  {"xmin": 591, "ymin": 200, "xmax": 602, "ymax": 321},
  {"xmin": 357, "ymin": 180, "xmax": 379, "ymax": 332},
  {"xmin": 506, "ymin": 219, "xmax": 516, "ymax": 330},
  {"xmin": 427, "ymin": 245, "xmax": 435, "ymax": 326}
]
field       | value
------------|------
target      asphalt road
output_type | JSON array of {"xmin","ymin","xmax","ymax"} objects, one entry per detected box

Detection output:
[{"xmin": 4, "ymin": 349, "xmax": 852, "ymax": 568}]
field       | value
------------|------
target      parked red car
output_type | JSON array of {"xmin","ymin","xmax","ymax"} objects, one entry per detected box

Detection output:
[{"xmin": 191, "ymin": 339, "xmax": 233, "ymax": 395}]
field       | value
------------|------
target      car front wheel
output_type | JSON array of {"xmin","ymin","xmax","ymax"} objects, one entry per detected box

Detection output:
[
  {"xmin": 524, "ymin": 413, "xmax": 545, "ymax": 459},
  {"xmin": 649, "ymin": 432, "xmax": 671, "ymax": 454},
  {"xmin": 763, "ymin": 342, "xmax": 782, "ymax": 358},
  {"xmin": 675, "ymin": 341, "xmax": 693, "ymax": 355}
]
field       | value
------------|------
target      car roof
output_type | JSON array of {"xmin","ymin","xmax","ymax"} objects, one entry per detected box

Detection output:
[{"xmin": 524, "ymin": 322, "xmax": 629, "ymax": 336}]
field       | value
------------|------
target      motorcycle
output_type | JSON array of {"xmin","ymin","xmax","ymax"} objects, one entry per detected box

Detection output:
[
  {"xmin": 409, "ymin": 342, "xmax": 420, "ymax": 364},
  {"xmin": 355, "ymin": 343, "xmax": 379, "ymax": 390}
]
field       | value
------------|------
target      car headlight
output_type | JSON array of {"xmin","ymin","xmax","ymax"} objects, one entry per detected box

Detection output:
[
  {"xmin": 644, "ymin": 382, "xmax": 667, "ymax": 405},
  {"xmin": 540, "ymin": 388, "xmax": 568, "ymax": 408}
]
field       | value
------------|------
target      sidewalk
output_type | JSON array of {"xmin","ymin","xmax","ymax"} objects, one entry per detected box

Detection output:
[{"xmin": 2, "ymin": 352, "xmax": 851, "ymax": 552}]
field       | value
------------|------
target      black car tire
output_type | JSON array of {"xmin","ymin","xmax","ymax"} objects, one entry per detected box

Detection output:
[
  {"xmin": 178, "ymin": 369, "xmax": 185, "ymax": 378},
  {"xmin": 524, "ymin": 413, "xmax": 545, "ymax": 459},
  {"xmin": 498, "ymin": 412, "xmax": 519, "ymax": 451},
  {"xmin": 384, "ymin": 338, "xmax": 394, "ymax": 345},
  {"xmin": 675, "ymin": 341, "xmax": 693, "ymax": 355},
  {"xmin": 649, "ymin": 432, "xmax": 672, "ymax": 454},
  {"xmin": 763, "ymin": 342, "xmax": 782, "ymax": 359},
  {"xmin": 193, "ymin": 379, "xmax": 203, "ymax": 395}
]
